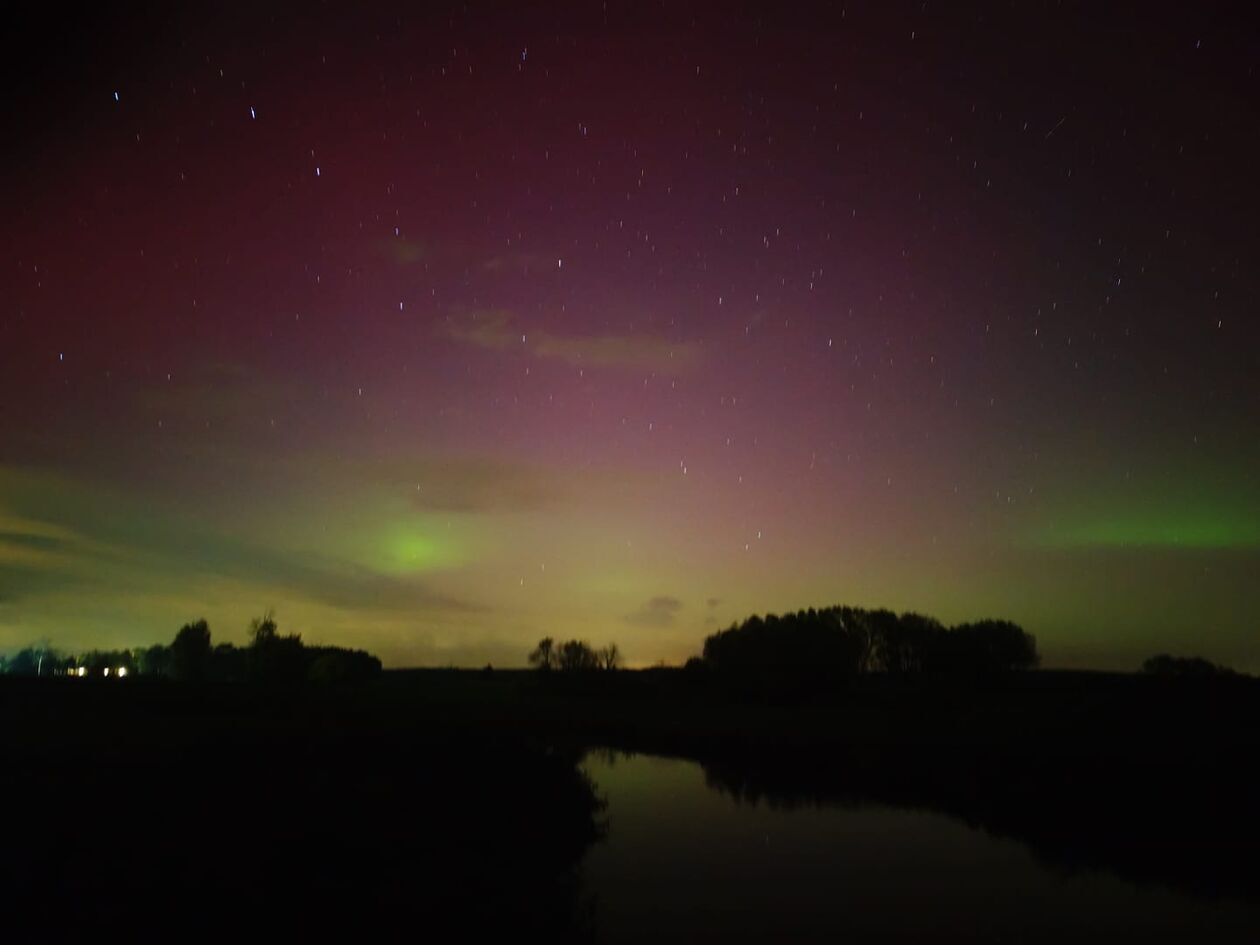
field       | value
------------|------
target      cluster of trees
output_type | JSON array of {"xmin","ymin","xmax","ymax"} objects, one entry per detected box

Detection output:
[
  {"xmin": 0, "ymin": 613, "xmax": 381, "ymax": 684},
  {"xmin": 528, "ymin": 637, "xmax": 621, "ymax": 672},
  {"xmin": 156, "ymin": 613, "xmax": 382, "ymax": 683},
  {"xmin": 2, "ymin": 647, "xmax": 75, "ymax": 676},
  {"xmin": 697, "ymin": 606, "xmax": 1039, "ymax": 693}
]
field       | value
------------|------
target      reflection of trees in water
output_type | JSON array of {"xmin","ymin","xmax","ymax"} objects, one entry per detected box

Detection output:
[
  {"xmin": 583, "ymin": 746, "xmax": 636, "ymax": 770},
  {"xmin": 703, "ymin": 761, "xmax": 870, "ymax": 813},
  {"xmin": 695, "ymin": 748, "xmax": 1260, "ymax": 904}
]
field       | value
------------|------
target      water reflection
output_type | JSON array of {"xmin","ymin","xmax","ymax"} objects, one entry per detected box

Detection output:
[{"xmin": 581, "ymin": 751, "xmax": 1260, "ymax": 944}]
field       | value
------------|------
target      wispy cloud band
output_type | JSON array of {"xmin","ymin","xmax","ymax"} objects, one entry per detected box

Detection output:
[{"xmin": 442, "ymin": 309, "xmax": 703, "ymax": 374}]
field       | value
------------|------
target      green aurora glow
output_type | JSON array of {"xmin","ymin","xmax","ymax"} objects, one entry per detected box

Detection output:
[{"xmin": 1032, "ymin": 512, "xmax": 1260, "ymax": 550}]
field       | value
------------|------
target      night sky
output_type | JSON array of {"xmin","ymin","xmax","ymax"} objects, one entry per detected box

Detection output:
[{"xmin": 3, "ymin": 4, "xmax": 1257, "ymax": 669}]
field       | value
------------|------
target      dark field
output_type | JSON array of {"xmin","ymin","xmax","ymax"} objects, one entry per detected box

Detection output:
[
  {"xmin": 3, "ymin": 669, "xmax": 1257, "ymax": 940},
  {"xmin": 1, "ymin": 677, "xmax": 603, "ymax": 942}
]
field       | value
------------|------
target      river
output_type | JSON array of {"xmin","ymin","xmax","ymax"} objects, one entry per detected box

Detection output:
[{"xmin": 581, "ymin": 751, "xmax": 1260, "ymax": 943}]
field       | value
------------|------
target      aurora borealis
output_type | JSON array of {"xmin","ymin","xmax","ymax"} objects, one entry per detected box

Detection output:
[{"xmin": 2, "ymin": 5, "xmax": 1257, "ymax": 669}]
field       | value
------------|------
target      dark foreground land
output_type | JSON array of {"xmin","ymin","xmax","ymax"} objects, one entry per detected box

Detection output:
[
  {"xmin": 384, "ymin": 667, "xmax": 1260, "ymax": 900},
  {"xmin": 3, "ymin": 668, "xmax": 1258, "ymax": 939},
  {"xmin": 1, "ymin": 677, "xmax": 604, "ymax": 942}
]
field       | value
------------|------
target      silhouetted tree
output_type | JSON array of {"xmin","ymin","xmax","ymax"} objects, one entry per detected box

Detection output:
[
  {"xmin": 171, "ymin": 620, "xmax": 213, "ymax": 682},
  {"xmin": 528, "ymin": 637, "xmax": 556, "ymax": 671},
  {"xmin": 942, "ymin": 620, "xmax": 1040, "ymax": 674},
  {"xmin": 557, "ymin": 640, "xmax": 600, "ymax": 672},
  {"xmin": 832, "ymin": 606, "xmax": 878, "ymax": 673},
  {"xmin": 598, "ymin": 643, "xmax": 621, "ymax": 671},
  {"xmin": 871, "ymin": 610, "xmax": 941, "ymax": 675},
  {"xmin": 247, "ymin": 612, "xmax": 305, "ymax": 684},
  {"xmin": 249, "ymin": 610, "xmax": 279, "ymax": 646},
  {"xmin": 137, "ymin": 643, "xmax": 172, "ymax": 677}
]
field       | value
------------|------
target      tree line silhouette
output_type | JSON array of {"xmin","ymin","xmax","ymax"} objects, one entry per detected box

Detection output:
[
  {"xmin": 1140, "ymin": 653, "xmax": 1237, "ymax": 677},
  {"xmin": 514, "ymin": 606, "xmax": 1251, "ymax": 693},
  {"xmin": 3, "ymin": 607, "xmax": 1245, "ymax": 686},
  {"xmin": 0, "ymin": 611, "xmax": 381, "ymax": 684},
  {"xmin": 528, "ymin": 637, "xmax": 622, "ymax": 672},
  {"xmin": 690, "ymin": 605, "xmax": 1040, "ymax": 695}
]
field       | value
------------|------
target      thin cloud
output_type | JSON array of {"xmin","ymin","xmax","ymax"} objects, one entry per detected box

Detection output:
[
  {"xmin": 442, "ymin": 309, "xmax": 703, "ymax": 375},
  {"xmin": 624, "ymin": 595, "xmax": 683, "ymax": 628},
  {"xmin": 380, "ymin": 238, "xmax": 428, "ymax": 265},
  {"xmin": 442, "ymin": 309, "xmax": 518, "ymax": 351},
  {"xmin": 0, "ymin": 466, "xmax": 479, "ymax": 616}
]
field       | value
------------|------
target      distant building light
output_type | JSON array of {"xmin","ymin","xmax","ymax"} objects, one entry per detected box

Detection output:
[{"xmin": 76, "ymin": 667, "xmax": 87, "ymax": 678}]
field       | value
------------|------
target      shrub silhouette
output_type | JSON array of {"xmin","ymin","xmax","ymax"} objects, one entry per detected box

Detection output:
[
  {"xmin": 529, "ymin": 637, "xmax": 556, "ymax": 671},
  {"xmin": 1142, "ymin": 654, "xmax": 1234, "ymax": 677},
  {"xmin": 306, "ymin": 647, "xmax": 382, "ymax": 683},
  {"xmin": 247, "ymin": 611, "xmax": 306, "ymax": 683}
]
